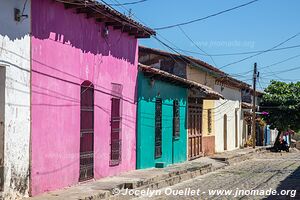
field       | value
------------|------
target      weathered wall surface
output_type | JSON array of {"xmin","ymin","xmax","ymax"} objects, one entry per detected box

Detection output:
[
  {"xmin": 0, "ymin": 0, "xmax": 31, "ymax": 199},
  {"xmin": 214, "ymin": 84, "xmax": 243, "ymax": 152},
  {"xmin": 202, "ymin": 100, "xmax": 215, "ymax": 136},
  {"xmin": 214, "ymin": 100, "xmax": 241, "ymax": 152},
  {"xmin": 202, "ymin": 100, "xmax": 215, "ymax": 155},
  {"xmin": 186, "ymin": 65, "xmax": 217, "ymax": 155},
  {"xmin": 139, "ymin": 53, "xmax": 187, "ymax": 78},
  {"xmin": 137, "ymin": 73, "xmax": 187, "ymax": 169},
  {"xmin": 31, "ymin": 0, "xmax": 138, "ymax": 196},
  {"xmin": 214, "ymin": 84, "xmax": 242, "ymax": 102},
  {"xmin": 186, "ymin": 66, "xmax": 215, "ymax": 88}
]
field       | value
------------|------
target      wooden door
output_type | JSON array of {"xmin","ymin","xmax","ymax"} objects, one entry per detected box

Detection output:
[
  {"xmin": 0, "ymin": 67, "xmax": 4, "ymax": 191},
  {"xmin": 188, "ymin": 97, "xmax": 203, "ymax": 160},
  {"xmin": 79, "ymin": 81, "xmax": 94, "ymax": 181},
  {"xmin": 224, "ymin": 114, "xmax": 228, "ymax": 151}
]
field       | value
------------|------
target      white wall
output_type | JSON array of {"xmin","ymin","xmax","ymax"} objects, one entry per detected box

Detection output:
[
  {"xmin": 214, "ymin": 99, "xmax": 242, "ymax": 153},
  {"xmin": 0, "ymin": 0, "xmax": 31, "ymax": 199},
  {"xmin": 214, "ymin": 84, "xmax": 242, "ymax": 102}
]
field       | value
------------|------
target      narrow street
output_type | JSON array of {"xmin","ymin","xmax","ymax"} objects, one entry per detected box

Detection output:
[{"xmin": 132, "ymin": 152, "xmax": 300, "ymax": 200}]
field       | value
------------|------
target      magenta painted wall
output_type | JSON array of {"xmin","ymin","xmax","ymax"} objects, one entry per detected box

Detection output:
[{"xmin": 31, "ymin": 0, "xmax": 138, "ymax": 196}]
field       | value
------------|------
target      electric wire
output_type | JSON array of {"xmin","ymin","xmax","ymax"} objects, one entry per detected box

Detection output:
[
  {"xmin": 108, "ymin": 0, "xmax": 148, "ymax": 6},
  {"xmin": 220, "ymin": 32, "xmax": 300, "ymax": 69},
  {"xmin": 154, "ymin": 0, "xmax": 259, "ymax": 30}
]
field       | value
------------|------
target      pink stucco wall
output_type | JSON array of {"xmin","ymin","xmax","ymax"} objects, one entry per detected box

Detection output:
[{"xmin": 31, "ymin": 0, "xmax": 138, "ymax": 196}]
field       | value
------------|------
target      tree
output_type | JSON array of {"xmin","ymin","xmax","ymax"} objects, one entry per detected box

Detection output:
[{"xmin": 261, "ymin": 81, "xmax": 300, "ymax": 145}]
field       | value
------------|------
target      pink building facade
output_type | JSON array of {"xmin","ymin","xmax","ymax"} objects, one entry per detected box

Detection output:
[{"xmin": 29, "ymin": 0, "xmax": 154, "ymax": 196}]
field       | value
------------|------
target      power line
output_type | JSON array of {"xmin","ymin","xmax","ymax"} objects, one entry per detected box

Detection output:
[
  {"xmin": 238, "ymin": 52, "xmax": 300, "ymax": 77},
  {"xmin": 260, "ymin": 53, "xmax": 300, "ymax": 71},
  {"xmin": 154, "ymin": 0, "xmax": 259, "ymax": 30},
  {"xmin": 261, "ymin": 65, "xmax": 300, "ymax": 77},
  {"xmin": 174, "ymin": 44, "xmax": 300, "ymax": 57},
  {"xmin": 108, "ymin": 0, "xmax": 148, "ymax": 6},
  {"xmin": 257, "ymin": 77, "xmax": 265, "ymax": 90},
  {"xmin": 178, "ymin": 26, "xmax": 218, "ymax": 67},
  {"xmin": 220, "ymin": 32, "xmax": 300, "ymax": 69},
  {"xmin": 102, "ymin": 0, "xmax": 300, "ymax": 83},
  {"xmin": 104, "ymin": 0, "xmax": 246, "ymax": 81}
]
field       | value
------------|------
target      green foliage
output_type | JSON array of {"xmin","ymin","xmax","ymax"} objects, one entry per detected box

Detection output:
[{"xmin": 261, "ymin": 80, "xmax": 300, "ymax": 132}]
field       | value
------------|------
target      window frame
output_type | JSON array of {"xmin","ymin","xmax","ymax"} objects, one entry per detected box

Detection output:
[
  {"xmin": 155, "ymin": 98, "xmax": 162, "ymax": 159},
  {"xmin": 109, "ymin": 83, "xmax": 123, "ymax": 166},
  {"xmin": 207, "ymin": 109, "xmax": 212, "ymax": 135},
  {"xmin": 173, "ymin": 99, "xmax": 180, "ymax": 139}
]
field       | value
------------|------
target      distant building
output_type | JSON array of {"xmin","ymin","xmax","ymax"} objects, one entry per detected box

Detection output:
[
  {"xmin": 137, "ymin": 64, "xmax": 222, "ymax": 169},
  {"xmin": 139, "ymin": 46, "xmax": 250, "ymax": 156}
]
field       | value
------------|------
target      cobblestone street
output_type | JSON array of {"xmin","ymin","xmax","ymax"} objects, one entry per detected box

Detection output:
[{"xmin": 134, "ymin": 152, "xmax": 300, "ymax": 200}]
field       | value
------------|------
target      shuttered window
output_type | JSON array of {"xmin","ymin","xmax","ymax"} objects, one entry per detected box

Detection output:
[
  {"xmin": 110, "ymin": 98, "xmax": 122, "ymax": 166},
  {"xmin": 173, "ymin": 100, "xmax": 180, "ymax": 139},
  {"xmin": 208, "ymin": 109, "xmax": 212, "ymax": 135},
  {"xmin": 109, "ymin": 83, "xmax": 123, "ymax": 166},
  {"xmin": 155, "ymin": 98, "xmax": 162, "ymax": 158}
]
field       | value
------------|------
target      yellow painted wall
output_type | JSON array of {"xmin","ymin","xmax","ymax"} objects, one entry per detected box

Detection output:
[
  {"xmin": 186, "ymin": 65, "xmax": 216, "ymax": 137},
  {"xmin": 186, "ymin": 65, "xmax": 215, "ymax": 88},
  {"xmin": 202, "ymin": 100, "xmax": 215, "ymax": 136}
]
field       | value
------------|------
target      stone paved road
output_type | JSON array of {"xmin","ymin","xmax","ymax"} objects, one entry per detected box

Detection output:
[{"xmin": 131, "ymin": 152, "xmax": 300, "ymax": 200}]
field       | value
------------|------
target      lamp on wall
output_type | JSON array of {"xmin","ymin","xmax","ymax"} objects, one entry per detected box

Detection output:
[
  {"xmin": 14, "ymin": 8, "xmax": 28, "ymax": 22},
  {"xmin": 14, "ymin": 0, "xmax": 29, "ymax": 22}
]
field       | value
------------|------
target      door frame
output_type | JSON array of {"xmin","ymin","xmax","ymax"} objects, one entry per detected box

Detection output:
[
  {"xmin": 0, "ymin": 66, "xmax": 5, "ymax": 191},
  {"xmin": 235, "ymin": 109, "xmax": 238, "ymax": 148},
  {"xmin": 188, "ymin": 97, "xmax": 203, "ymax": 160},
  {"xmin": 79, "ymin": 81, "xmax": 94, "ymax": 182},
  {"xmin": 224, "ymin": 114, "xmax": 228, "ymax": 151}
]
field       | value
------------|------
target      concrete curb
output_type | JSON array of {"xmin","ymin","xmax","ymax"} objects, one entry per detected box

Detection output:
[
  {"xmin": 210, "ymin": 147, "xmax": 268, "ymax": 165},
  {"xmin": 26, "ymin": 148, "xmax": 267, "ymax": 200}
]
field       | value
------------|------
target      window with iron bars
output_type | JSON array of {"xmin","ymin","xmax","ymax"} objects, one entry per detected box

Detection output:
[
  {"xmin": 110, "ymin": 98, "xmax": 122, "ymax": 166},
  {"xmin": 208, "ymin": 109, "xmax": 212, "ymax": 134},
  {"xmin": 155, "ymin": 98, "xmax": 162, "ymax": 159},
  {"xmin": 173, "ymin": 100, "xmax": 180, "ymax": 139},
  {"xmin": 110, "ymin": 84, "xmax": 123, "ymax": 166}
]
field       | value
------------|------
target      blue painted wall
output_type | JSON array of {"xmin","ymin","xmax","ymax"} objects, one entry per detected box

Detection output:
[{"xmin": 137, "ymin": 72, "xmax": 187, "ymax": 169}]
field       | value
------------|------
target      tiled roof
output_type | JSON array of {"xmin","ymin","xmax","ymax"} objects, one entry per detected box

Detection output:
[
  {"xmin": 139, "ymin": 46, "xmax": 251, "ymax": 89},
  {"xmin": 139, "ymin": 64, "xmax": 224, "ymax": 100},
  {"xmin": 56, "ymin": 0, "xmax": 156, "ymax": 38}
]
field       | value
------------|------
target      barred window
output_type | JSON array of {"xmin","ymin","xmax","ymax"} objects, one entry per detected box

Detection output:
[
  {"xmin": 155, "ymin": 98, "xmax": 162, "ymax": 158},
  {"xmin": 110, "ymin": 98, "xmax": 122, "ymax": 166},
  {"xmin": 110, "ymin": 83, "xmax": 123, "ymax": 166},
  {"xmin": 208, "ymin": 109, "xmax": 212, "ymax": 134},
  {"xmin": 173, "ymin": 100, "xmax": 180, "ymax": 139}
]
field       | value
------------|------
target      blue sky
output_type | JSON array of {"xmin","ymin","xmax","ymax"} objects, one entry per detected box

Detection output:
[{"xmin": 106, "ymin": 0, "xmax": 300, "ymax": 89}]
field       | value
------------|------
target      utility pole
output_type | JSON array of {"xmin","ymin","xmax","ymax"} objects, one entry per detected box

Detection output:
[{"xmin": 252, "ymin": 63, "xmax": 258, "ymax": 148}]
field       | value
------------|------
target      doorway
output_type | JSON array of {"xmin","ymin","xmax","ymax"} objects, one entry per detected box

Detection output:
[
  {"xmin": 188, "ymin": 97, "xmax": 203, "ymax": 160},
  {"xmin": 235, "ymin": 110, "xmax": 238, "ymax": 148},
  {"xmin": 79, "ymin": 81, "xmax": 94, "ymax": 181},
  {"xmin": 224, "ymin": 114, "xmax": 228, "ymax": 151},
  {"xmin": 0, "ymin": 66, "xmax": 5, "ymax": 191}
]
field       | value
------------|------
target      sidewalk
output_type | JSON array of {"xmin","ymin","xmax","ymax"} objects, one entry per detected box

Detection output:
[
  {"xmin": 25, "ymin": 147, "xmax": 265, "ymax": 200},
  {"xmin": 210, "ymin": 146, "xmax": 268, "ymax": 165}
]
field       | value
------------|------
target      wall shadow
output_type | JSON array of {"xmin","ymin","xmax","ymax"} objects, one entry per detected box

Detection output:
[
  {"xmin": 31, "ymin": 0, "xmax": 137, "ymax": 65},
  {"xmin": 264, "ymin": 166, "xmax": 300, "ymax": 199}
]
